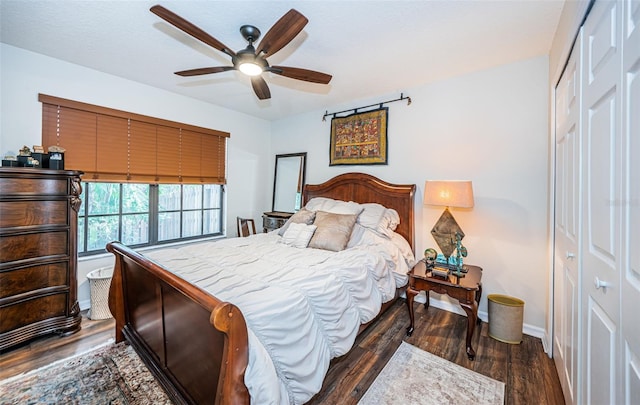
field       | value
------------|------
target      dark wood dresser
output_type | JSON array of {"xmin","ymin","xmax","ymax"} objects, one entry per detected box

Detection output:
[
  {"xmin": 262, "ymin": 211, "xmax": 293, "ymax": 233},
  {"xmin": 0, "ymin": 168, "xmax": 83, "ymax": 350}
]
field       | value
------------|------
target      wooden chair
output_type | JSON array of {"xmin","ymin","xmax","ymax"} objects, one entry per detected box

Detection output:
[{"xmin": 236, "ymin": 217, "xmax": 256, "ymax": 237}]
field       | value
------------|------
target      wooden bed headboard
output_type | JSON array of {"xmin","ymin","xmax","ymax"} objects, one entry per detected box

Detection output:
[{"xmin": 302, "ymin": 172, "xmax": 416, "ymax": 250}]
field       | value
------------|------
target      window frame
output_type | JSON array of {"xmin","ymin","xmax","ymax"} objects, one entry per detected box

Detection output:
[{"xmin": 78, "ymin": 182, "xmax": 224, "ymax": 256}]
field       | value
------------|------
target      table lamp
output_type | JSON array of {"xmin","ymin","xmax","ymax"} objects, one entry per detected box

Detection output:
[{"xmin": 424, "ymin": 180, "xmax": 474, "ymax": 276}]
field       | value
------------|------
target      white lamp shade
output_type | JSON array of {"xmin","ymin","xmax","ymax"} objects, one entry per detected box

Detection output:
[{"xmin": 424, "ymin": 180, "xmax": 474, "ymax": 208}]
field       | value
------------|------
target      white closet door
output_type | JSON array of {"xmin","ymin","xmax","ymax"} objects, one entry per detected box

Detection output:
[
  {"xmin": 621, "ymin": 0, "xmax": 640, "ymax": 403},
  {"xmin": 553, "ymin": 31, "xmax": 582, "ymax": 405},
  {"xmin": 581, "ymin": 1, "xmax": 623, "ymax": 404}
]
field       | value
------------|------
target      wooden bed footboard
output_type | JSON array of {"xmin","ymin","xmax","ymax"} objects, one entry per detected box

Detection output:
[{"xmin": 107, "ymin": 242, "xmax": 250, "ymax": 405}]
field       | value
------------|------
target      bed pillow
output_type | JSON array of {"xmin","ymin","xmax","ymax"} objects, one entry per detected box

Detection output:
[
  {"xmin": 308, "ymin": 211, "xmax": 358, "ymax": 252},
  {"xmin": 389, "ymin": 231, "xmax": 417, "ymax": 267},
  {"xmin": 305, "ymin": 197, "xmax": 364, "ymax": 216},
  {"xmin": 384, "ymin": 208, "xmax": 400, "ymax": 230},
  {"xmin": 358, "ymin": 203, "xmax": 401, "ymax": 238},
  {"xmin": 280, "ymin": 222, "xmax": 317, "ymax": 248},
  {"xmin": 346, "ymin": 222, "xmax": 376, "ymax": 248},
  {"xmin": 278, "ymin": 207, "xmax": 317, "ymax": 236}
]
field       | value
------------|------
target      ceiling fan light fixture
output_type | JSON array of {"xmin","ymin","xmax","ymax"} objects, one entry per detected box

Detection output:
[{"xmin": 238, "ymin": 62, "xmax": 263, "ymax": 76}]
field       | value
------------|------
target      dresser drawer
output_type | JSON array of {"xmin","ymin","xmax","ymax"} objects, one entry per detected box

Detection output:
[
  {"xmin": 0, "ymin": 200, "xmax": 68, "ymax": 228},
  {"xmin": 0, "ymin": 263, "xmax": 68, "ymax": 298},
  {"xmin": 0, "ymin": 176, "xmax": 68, "ymax": 196},
  {"xmin": 0, "ymin": 231, "xmax": 68, "ymax": 263},
  {"xmin": 0, "ymin": 293, "xmax": 68, "ymax": 333}
]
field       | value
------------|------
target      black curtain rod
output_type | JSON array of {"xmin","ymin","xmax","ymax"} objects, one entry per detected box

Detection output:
[{"xmin": 322, "ymin": 93, "xmax": 411, "ymax": 121}]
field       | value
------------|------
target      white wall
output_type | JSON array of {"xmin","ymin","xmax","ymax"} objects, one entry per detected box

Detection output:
[
  {"xmin": 272, "ymin": 55, "xmax": 551, "ymax": 333},
  {"xmin": 1, "ymin": 43, "xmax": 551, "ymax": 333},
  {"xmin": 0, "ymin": 44, "xmax": 272, "ymax": 307}
]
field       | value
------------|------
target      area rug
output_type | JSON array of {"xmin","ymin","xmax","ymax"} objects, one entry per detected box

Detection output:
[
  {"xmin": 0, "ymin": 342, "xmax": 171, "ymax": 405},
  {"xmin": 358, "ymin": 341, "xmax": 505, "ymax": 405}
]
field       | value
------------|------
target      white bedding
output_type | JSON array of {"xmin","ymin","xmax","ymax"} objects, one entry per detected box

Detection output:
[{"xmin": 145, "ymin": 230, "xmax": 414, "ymax": 405}]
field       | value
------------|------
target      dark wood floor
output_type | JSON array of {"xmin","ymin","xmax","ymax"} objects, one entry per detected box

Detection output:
[{"xmin": 1, "ymin": 301, "xmax": 565, "ymax": 404}]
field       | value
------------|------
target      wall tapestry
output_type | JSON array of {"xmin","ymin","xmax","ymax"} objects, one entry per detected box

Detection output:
[{"xmin": 329, "ymin": 107, "xmax": 388, "ymax": 165}]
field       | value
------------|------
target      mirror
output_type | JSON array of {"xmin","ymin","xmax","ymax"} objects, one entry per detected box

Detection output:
[{"xmin": 272, "ymin": 152, "xmax": 307, "ymax": 213}]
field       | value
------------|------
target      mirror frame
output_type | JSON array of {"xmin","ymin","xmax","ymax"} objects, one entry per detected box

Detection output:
[{"xmin": 272, "ymin": 152, "xmax": 307, "ymax": 213}]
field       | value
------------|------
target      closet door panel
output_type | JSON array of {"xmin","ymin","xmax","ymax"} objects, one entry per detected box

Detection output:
[
  {"xmin": 626, "ymin": 347, "xmax": 640, "ymax": 405},
  {"xmin": 553, "ymin": 33, "xmax": 582, "ymax": 405},
  {"xmin": 554, "ymin": 2, "xmax": 635, "ymax": 404},
  {"xmin": 582, "ymin": 1, "xmax": 622, "ymax": 403},
  {"xmin": 622, "ymin": 1, "xmax": 640, "ymax": 404},
  {"xmin": 586, "ymin": 299, "xmax": 617, "ymax": 405},
  {"xmin": 586, "ymin": 94, "xmax": 617, "ymax": 269}
]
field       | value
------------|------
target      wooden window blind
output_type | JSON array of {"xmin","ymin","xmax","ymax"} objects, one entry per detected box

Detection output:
[{"xmin": 39, "ymin": 94, "xmax": 229, "ymax": 184}]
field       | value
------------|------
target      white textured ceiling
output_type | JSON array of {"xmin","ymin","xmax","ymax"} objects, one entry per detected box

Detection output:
[{"xmin": 0, "ymin": 0, "xmax": 564, "ymax": 121}]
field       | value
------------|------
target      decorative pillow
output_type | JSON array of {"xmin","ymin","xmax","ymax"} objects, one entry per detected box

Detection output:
[
  {"xmin": 278, "ymin": 207, "xmax": 317, "ymax": 236},
  {"xmin": 280, "ymin": 222, "xmax": 317, "ymax": 248},
  {"xmin": 308, "ymin": 211, "xmax": 358, "ymax": 252},
  {"xmin": 305, "ymin": 197, "xmax": 364, "ymax": 216}
]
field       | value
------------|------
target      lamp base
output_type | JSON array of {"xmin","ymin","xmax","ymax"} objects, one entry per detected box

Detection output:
[{"xmin": 431, "ymin": 207, "xmax": 465, "ymax": 258}]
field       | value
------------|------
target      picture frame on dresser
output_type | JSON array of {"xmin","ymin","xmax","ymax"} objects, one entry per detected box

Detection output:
[{"xmin": 0, "ymin": 168, "xmax": 83, "ymax": 350}]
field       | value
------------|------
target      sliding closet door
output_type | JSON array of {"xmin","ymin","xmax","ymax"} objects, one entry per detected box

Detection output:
[
  {"xmin": 621, "ymin": 0, "xmax": 640, "ymax": 402},
  {"xmin": 581, "ymin": 1, "xmax": 623, "ymax": 403},
  {"xmin": 553, "ymin": 30, "xmax": 583, "ymax": 405}
]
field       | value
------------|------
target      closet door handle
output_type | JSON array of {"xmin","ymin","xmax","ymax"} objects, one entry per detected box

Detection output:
[
  {"xmin": 566, "ymin": 251, "xmax": 576, "ymax": 260},
  {"xmin": 594, "ymin": 277, "xmax": 611, "ymax": 290}
]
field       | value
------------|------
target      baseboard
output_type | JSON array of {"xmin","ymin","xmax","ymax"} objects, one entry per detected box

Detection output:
[
  {"xmin": 541, "ymin": 332, "xmax": 552, "ymax": 356},
  {"xmin": 79, "ymin": 299, "xmax": 90, "ymax": 312}
]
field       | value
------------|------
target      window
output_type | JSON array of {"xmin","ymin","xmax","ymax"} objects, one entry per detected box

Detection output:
[
  {"xmin": 78, "ymin": 182, "xmax": 223, "ymax": 255},
  {"xmin": 39, "ymin": 95, "xmax": 228, "ymax": 255}
]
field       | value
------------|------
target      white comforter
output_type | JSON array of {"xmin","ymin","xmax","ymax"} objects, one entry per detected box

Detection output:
[{"xmin": 145, "ymin": 231, "xmax": 413, "ymax": 404}]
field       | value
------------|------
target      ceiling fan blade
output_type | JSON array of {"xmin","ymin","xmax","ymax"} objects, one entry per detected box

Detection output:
[
  {"xmin": 269, "ymin": 66, "xmax": 332, "ymax": 84},
  {"xmin": 150, "ymin": 5, "xmax": 236, "ymax": 58},
  {"xmin": 256, "ymin": 9, "xmax": 308, "ymax": 58},
  {"xmin": 251, "ymin": 76, "xmax": 271, "ymax": 100},
  {"xmin": 175, "ymin": 66, "xmax": 235, "ymax": 76}
]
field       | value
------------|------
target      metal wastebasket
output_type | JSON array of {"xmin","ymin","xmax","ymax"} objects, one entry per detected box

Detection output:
[
  {"xmin": 488, "ymin": 294, "xmax": 524, "ymax": 344},
  {"xmin": 86, "ymin": 267, "xmax": 114, "ymax": 320}
]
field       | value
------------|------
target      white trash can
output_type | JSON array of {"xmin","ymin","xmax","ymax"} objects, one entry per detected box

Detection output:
[
  {"xmin": 86, "ymin": 267, "xmax": 114, "ymax": 320},
  {"xmin": 488, "ymin": 294, "xmax": 525, "ymax": 344}
]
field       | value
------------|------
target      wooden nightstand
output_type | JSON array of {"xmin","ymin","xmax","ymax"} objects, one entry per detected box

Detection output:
[
  {"xmin": 262, "ymin": 212, "xmax": 292, "ymax": 233},
  {"xmin": 405, "ymin": 260, "xmax": 483, "ymax": 360}
]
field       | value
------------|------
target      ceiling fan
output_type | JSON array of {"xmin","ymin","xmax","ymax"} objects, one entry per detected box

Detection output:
[{"xmin": 150, "ymin": 5, "xmax": 332, "ymax": 100}]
